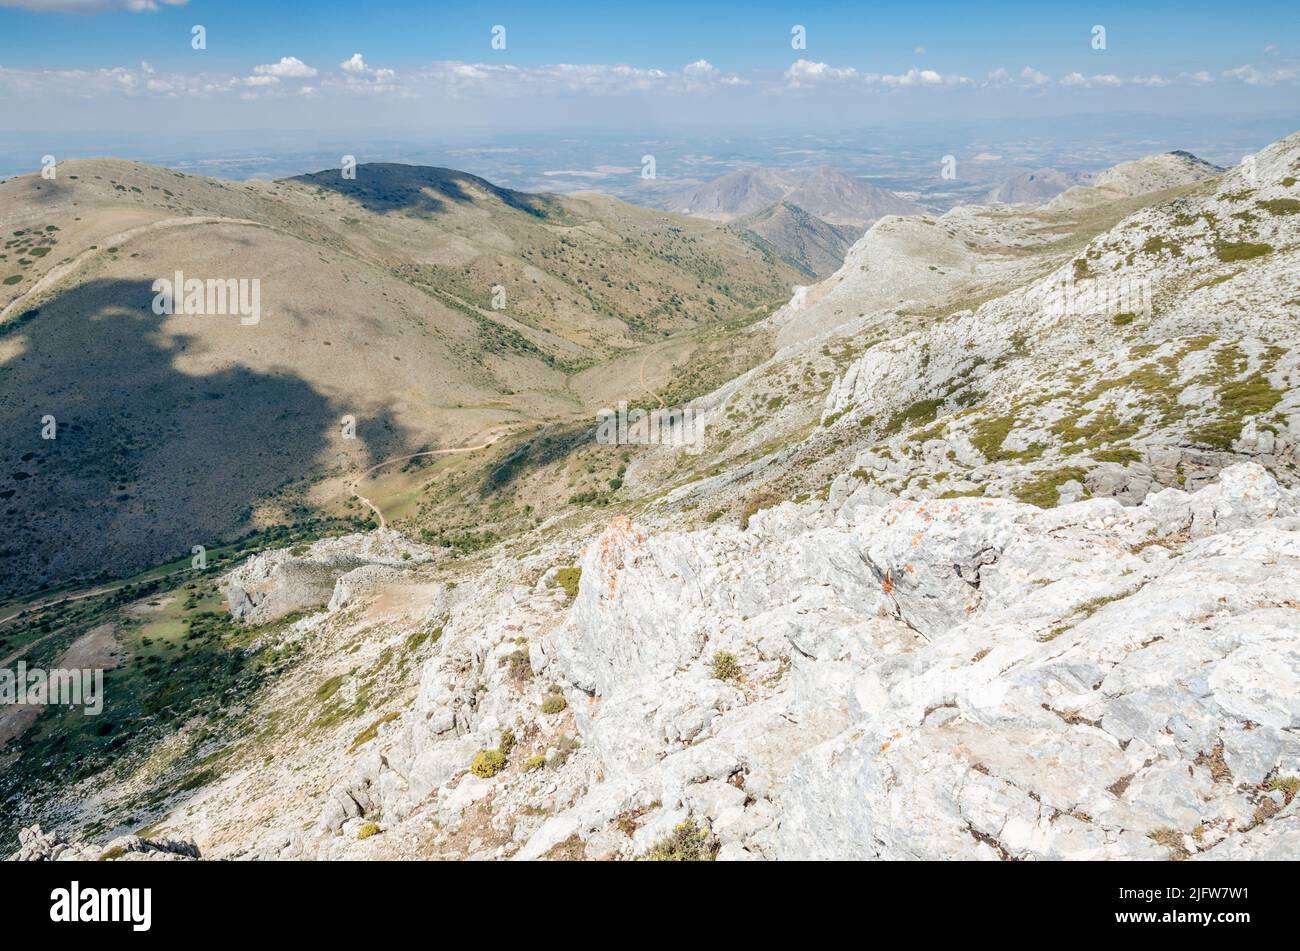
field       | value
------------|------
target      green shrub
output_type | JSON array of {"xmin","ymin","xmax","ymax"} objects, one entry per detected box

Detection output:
[
  {"xmin": 711, "ymin": 651, "xmax": 740, "ymax": 681},
  {"xmin": 499, "ymin": 727, "xmax": 516, "ymax": 755},
  {"xmin": 470, "ymin": 749, "xmax": 507, "ymax": 778},
  {"xmin": 1111, "ymin": 312, "xmax": 1136, "ymax": 326},
  {"xmin": 2, "ymin": 275, "xmax": 21, "ymax": 285},
  {"xmin": 555, "ymin": 566, "xmax": 582, "ymax": 599},
  {"xmin": 357, "ymin": 822, "xmax": 381, "ymax": 840},
  {"xmin": 641, "ymin": 820, "xmax": 716, "ymax": 861},
  {"xmin": 541, "ymin": 693, "xmax": 567, "ymax": 715},
  {"xmin": 524, "ymin": 754, "xmax": 546, "ymax": 772}
]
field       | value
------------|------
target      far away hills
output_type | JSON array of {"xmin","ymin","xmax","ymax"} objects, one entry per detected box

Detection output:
[{"xmin": 659, "ymin": 165, "xmax": 926, "ymax": 277}]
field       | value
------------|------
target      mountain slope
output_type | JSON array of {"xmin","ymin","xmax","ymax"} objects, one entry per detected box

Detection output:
[
  {"xmin": 664, "ymin": 165, "xmax": 924, "ymax": 229},
  {"xmin": 731, "ymin": 201, "xmax": 857, "ymax": 278},
  {"xmin": 6, "ymin": 134, "xmax": 1300, "ymax": 863},
  {"xmin": 0, "ymin": 160, "xmax": 801, "ymax": 599}
]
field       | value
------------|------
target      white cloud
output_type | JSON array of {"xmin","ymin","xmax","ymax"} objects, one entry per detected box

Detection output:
[
  {"xmin": 0, "ymin": 0, "xmax": 186, "ymax": 11},
  {"xmin": 1222, "ymin": 62, "xmax": 1298, "ymax": 84},
  {"xmin": 1059, "ymin": 71, "xmax": 1122, "ymax": 87},
  {"xmin": 253, "ymin": 56, "xmax": 317, "ymax": 79},
  {"xmin": 784, "ymin": 59, "xmax": 859, "ymax": 85},
  {"xmin": 913, "ymin": 46, "xmax": 926, "ymax": 55},
  {"xmin": 785, "ymin": 60, "xmax": 969, "ymax": 88},
  {"xmin": 1, "ymin": 53, "xmax": 1296, "ymax": 110}
]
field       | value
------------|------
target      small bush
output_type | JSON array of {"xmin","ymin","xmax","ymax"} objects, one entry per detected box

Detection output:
[
  {"xmin": 357, "ymin": 822, "xmax": 381, "ymax": 840},
  {"xmin": 499, "ymin": 727, "xmax": 516, "ymax": 755},
  {"xmin": 711, "ymin": 651, "xmax": 740, "ymax": 681},
  {"xmin": 541, "ymin": 693, "xmax": 567, "ymax": 715},
  {"xmin": 642, "ymin": 820, "xmax": 716, "ymax": 861},
  {"xmin": 470, "ymin": 749, "xmax": 507, "ymax": 778},
  {"xmin": 555, "ymin": 566, "xmax": 582, "ymax": 599},
  {"xmin": 505, "ymin": 647, "xmax": 532, "ymax": 683},
  {"xmin": 2, "ymin": 275, "xmax": 21, "ymax": 285},
  {"xmin": 1267, "ymin": 776, "xmax": 1300, "ymax": 804},
  {"xmin": 1111, "ymin": 312, "xmax": 1136, "ymax": 326},
  {"xmin": 524, "ymin": 754, "xmax": 546, "ymax": 771}
]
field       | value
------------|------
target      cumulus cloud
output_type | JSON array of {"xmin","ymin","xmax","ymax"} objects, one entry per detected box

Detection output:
[
  {"xmin": 1222, "ymin": 62, "xmax": 1298, "ymax": 84},
  {"xmin": 785, "ymin": 60, "xmax": 968, "ymax": 88},
  {"xmin": 784, "ymin": 59, "xmax": 859, "ymax": 85},
  {"xmin": 1, "ymin": 53, "xmax": 1295, "ymax": 108},
  {"xmin": 0, "ymin": 0, "xmax": 185, "ymax": 10},
  {"xmin": 1059, "ymin": 71, "xmax": 1122, "ymax": 87},
  {"xmin": 253, "ymin": 56, "xmax": 317, "ymax": 79}
]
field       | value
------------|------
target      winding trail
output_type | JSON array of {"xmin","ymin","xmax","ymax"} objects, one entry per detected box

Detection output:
[{"xmin": 346, "ymin": 432, "xmax": 508, "ymax": 529}]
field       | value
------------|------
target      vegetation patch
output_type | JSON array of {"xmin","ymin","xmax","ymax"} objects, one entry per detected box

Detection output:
[
  {"xmin": 470, "ymin": 749, "xmax": 507, "ymax": 778},
  {"xmin": 1256, "ymin": 198, "xmax": 1300, "ymax": 216},
  {"xmin": 641, "ymin": 820, "xmax": 717, "ymax": 861},
  {"xmin": 350, "ymin": 711, "xmax": 400, "ymax": 752},
  {"xmin": 1214, "ymin": 241, "xmax": 1273, "ymax": 262},
  {"xmin": 555, "ymin": 566, "xmax": 582, "ymax": 599},
  {"xmin": 1015, "ymin": 467, "xmax": 1088, "ymax": 509},
  {"xmin": 710, "ymin": 651, "xmax": 740, "ymax": 681},
  {"xmin": 357, "ymin": 822, "xmax": 381, "ymax": 840}
]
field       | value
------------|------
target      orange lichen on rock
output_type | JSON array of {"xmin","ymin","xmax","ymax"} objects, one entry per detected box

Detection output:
[{"xmin": 596, "ymin": 516, "xmax": 646, "ymax": 596}]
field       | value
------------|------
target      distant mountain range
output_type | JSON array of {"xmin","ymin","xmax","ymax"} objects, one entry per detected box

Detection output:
[
  {"xmin": 663, "ymin": 165, "xmax": 925, "ymax": 229},
  {"xmin": 659, "ymin": 166, "xmax": 926, "ymax": 277},
  {"xmin": 985, "ymin": 152, "xmax": 1223, "ymax": 206},
  {"xmin": 984, "ymin": 168, "xmax": 1098, "ymax": 205}
]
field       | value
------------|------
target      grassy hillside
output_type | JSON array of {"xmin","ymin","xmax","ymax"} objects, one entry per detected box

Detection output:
[{"xmin": 0, "ymin": 159, "xmax": 801, "ymax": 599}]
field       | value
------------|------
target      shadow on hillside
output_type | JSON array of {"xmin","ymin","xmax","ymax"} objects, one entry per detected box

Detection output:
[
  {"xmin": 0, "ymin": 279, "xmax": 410, "ymax": 599},
  {"xmin": 290, "ymin": 163, "xmax": 554, "ymax": 219}
]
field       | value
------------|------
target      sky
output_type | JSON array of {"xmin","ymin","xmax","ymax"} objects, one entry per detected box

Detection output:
[{"xmin": 0, "ymin": 0, "xmax": 1297, "ymax": 137}]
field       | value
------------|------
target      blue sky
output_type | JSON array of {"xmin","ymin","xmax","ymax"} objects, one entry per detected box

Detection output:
[
  {"xmin": 1, "ymin": 0, "xmax": 1293, "ymax": 73},
  {"xmin": 0, "ymin": 0, "xmax": 1296, "ymax": 133}
]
